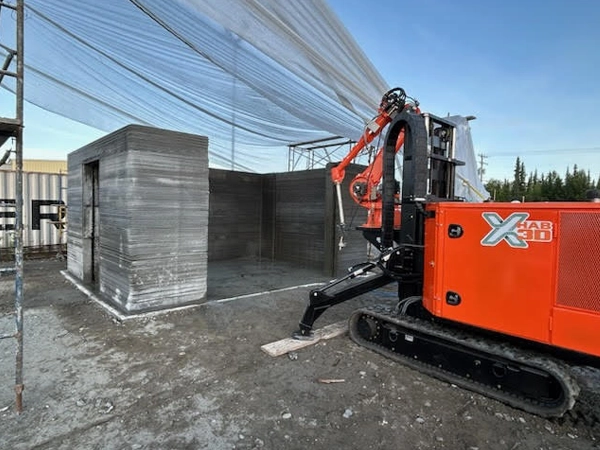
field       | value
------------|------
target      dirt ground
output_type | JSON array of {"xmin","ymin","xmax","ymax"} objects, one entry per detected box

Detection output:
[{"xmin": 0, "ymin": 258, "xmax": 599, "ymax": 450}]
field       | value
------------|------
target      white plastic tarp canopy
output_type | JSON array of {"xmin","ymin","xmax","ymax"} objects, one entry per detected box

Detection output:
[{"xmin": 1, "ymin": 0, "xmax": 488, "ymax": 200}]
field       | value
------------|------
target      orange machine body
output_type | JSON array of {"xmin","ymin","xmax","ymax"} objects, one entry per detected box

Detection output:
[{"xmin": 423, "ymin": 201, "xmax": 600, "ymax": 358}]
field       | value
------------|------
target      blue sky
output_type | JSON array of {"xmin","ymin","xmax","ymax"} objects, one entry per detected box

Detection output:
[
  {"xmin": 5, "ymin": 0, "xmax": 600, "ymax": 182},
  {"xmin": 327, "ymin": 0, "xmax": 600, "ymax": 181}
]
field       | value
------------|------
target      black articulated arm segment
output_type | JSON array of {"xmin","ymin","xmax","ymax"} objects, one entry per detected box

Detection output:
[{"xmin": 293, "ymin": 260, "xmax": 395, "ymax": 339}]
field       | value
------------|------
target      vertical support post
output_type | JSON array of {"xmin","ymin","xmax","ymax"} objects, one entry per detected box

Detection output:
[
  {"xmin": 230, "ymin": 34, "xmax": 238, "ymax": 171},
  {"xmin": 14, "ymin": 0, "xmax": 25, "ymax": 414}
]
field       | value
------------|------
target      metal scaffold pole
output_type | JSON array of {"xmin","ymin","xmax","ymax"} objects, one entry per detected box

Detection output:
[
  {"xmin": 0, "ymin": 0, "xmax": 25, "ymax": 414},
  {"xmin": 14, "ymin": 0, "xmax": 25, "ymax": 414}
]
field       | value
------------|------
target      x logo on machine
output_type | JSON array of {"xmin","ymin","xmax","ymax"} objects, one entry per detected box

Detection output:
[{"xmin": 481, "ymin": 212, "xmax": 529, "ymax": 248}]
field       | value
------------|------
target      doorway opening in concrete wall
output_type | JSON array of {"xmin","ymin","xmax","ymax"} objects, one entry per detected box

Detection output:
[{"xmin": 82, "ymin": 160, "xmax": 99, "ymax": 287}]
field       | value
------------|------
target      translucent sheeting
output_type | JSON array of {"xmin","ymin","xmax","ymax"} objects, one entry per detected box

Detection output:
[
  {"xmin": 4, "ymin": 0, "xmax": 386, "ymax": 171},
  {"xmin": 1, "ymin": 0, "xmax": 488, "ymax": 199},
  {"xmin": 446, "ymin": 116, "xmax": 490, "ymax": 201}
]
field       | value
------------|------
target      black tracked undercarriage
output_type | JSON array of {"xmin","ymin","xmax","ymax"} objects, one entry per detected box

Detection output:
[{"xmin": 349, "ymin": 303, "xmax": 581, "ymax": 418}]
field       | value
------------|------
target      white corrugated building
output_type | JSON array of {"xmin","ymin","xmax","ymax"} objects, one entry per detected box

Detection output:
[{"xmin": 0, "ymin": 159, "xmax": 67, "ymax": 250}]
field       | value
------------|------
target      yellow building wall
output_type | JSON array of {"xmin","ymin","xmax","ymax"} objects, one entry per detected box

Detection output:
[{"xmin": 10, "ymin": 159, "xmax": 67, "ymax": 174}]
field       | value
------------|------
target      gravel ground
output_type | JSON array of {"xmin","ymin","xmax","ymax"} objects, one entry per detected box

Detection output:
[{"xmin": 0, "ymin": 259, "xmax": 598, "ymax": 449}]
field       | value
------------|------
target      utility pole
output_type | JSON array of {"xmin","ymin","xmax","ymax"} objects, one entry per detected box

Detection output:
[{"xmin": 477, "ymin": 153, "xmax": 488, "ymax": 182}]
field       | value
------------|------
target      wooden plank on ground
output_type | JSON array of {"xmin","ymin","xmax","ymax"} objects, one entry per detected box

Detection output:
[{"xmin": 261, "ymin": 321, "xmax": 347, "ymax": 357}]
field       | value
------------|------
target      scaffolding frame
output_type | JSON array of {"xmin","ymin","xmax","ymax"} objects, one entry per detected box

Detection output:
[
  {"xmin": 287, "ymin": 136, "xmax": 356, "ymax": 171},
  {"xmin": 0, "ymin": 0, "xmax": 25, "ymax": 414}
]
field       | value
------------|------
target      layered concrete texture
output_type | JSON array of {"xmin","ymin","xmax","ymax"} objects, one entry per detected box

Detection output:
[
  {"xmin": 272, "ymin": 164, "xmax": 368, "ymax": 277},
  {"xmin": 208, "ymin": 170, "xmax": 265, "ymax": 261},
  {"xmin": 208, "ymin": 164, "xmax": 368, "ymax": 277},
  {"xmin": 67, "ymin": 125, "xmax": 209, "ymax": 313}
]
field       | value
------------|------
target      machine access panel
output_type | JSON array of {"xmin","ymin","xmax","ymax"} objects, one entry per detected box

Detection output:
[{"xmin": 422, "ymin": 202, "xmax": 600, "ymax": 358}]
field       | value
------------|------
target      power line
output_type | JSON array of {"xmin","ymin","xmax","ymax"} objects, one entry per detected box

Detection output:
[{"xmin": 488, "ymin": 147, "xmax": 600, "ymax": 157}]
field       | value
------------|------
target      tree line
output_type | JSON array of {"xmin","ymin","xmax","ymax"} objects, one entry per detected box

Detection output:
[{"xmin": 484, "ymin": 157, "xmax": 600, "ymax": 202}]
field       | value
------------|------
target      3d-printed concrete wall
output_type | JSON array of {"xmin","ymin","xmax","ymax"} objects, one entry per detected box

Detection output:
[
  {"xmin": 67, "ymin": 125, "xmax": 209, "ymax": 313},
  {"xmin": 207, "ymin": 165, "xmax": 368, "ymax": 276},
  {"xmin": 273, "ymin": 164, "xmax": 367, "ymax": 277},
  {"xmin": 208, "ymin": 170, "xmax": 265, "ymax": 261},
  {"xmin": 272, "ymin": 169, "xmax": 326, "ymax": 267}
]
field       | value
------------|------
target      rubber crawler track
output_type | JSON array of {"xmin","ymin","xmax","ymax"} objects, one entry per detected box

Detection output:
[{"xmin": 348, "ymin": 305, "xmax": 580, "ymax": 418}]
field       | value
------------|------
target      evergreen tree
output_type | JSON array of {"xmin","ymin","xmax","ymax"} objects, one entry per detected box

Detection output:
[
  {"xmin": 526, "ymin": 170, "xmax": 543, "ymax": 201},
  {"xmin": 510, "ymin": 157, "xmax": 526, "ymax": 200},
  {"xmin": 484, "ymin": 158, "xmax": 597, "ymax": 202},
  {"xmin": 485, "ymin": 178, "xmax": 511, "ymax": 201},
  {"xmin": 564, "ymin": 165, "xmax": 591, "ymax": 200}
]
